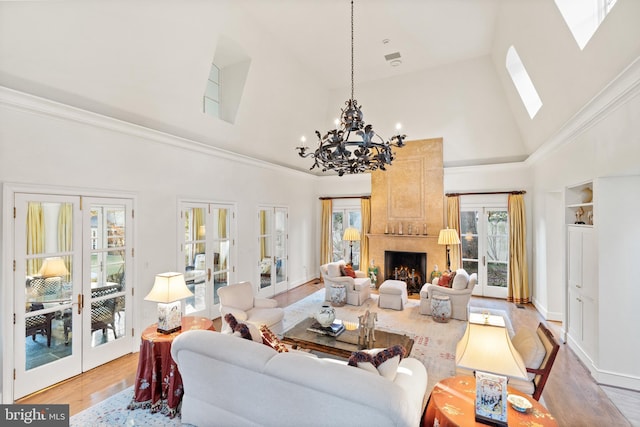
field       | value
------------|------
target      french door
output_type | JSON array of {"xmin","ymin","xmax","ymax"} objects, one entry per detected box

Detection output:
[
  {"xmin": 180, "ymin": 202, "xmax": 235, "ymax": 318},
  {"xmin": 257, "ymin": 206, "xmax": 288, "ymax": 297},
  {"xmin": 13, "ymin": 193, "xmax": 133, "ymax": 399},
  {"xmin": 460, "ymin": 206, "xmax": 509, "ymax": 299}
]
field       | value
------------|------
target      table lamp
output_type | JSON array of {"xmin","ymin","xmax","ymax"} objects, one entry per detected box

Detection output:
[
  {"xmin": 342, "ymin": 227, "xmax": 361, "ymax": 266},
  {"xmin": 38, "ymin": 257, "xmax": 69, "ymax": 278},
  {"xmin": 456, "ymin": 312, "xmax": 528, "ymax": 425},
  {"xmin": 144, "ymin": 272, "xmax": 193, "ymax": 334},
  {"xmin": 437, "ymin": 227, "xmax": 461, "ymax": 272}
]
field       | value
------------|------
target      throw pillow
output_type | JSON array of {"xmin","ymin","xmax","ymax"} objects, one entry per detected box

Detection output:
[
  {"xmin": 438, "ymin": 272, "xmax": 452, "ymax": 288},
  {"xmin": 259, "ymin": 324, "xmax": 289, "ymax": 353},
  {"xmin": 347, "ymin": 345, "xmax": 407, "ymax": 381},
  {"xmin": 512, "ymin": 328, "xmax": 546, "ymax": 380},
  {"xmin": 224, "ymin": 313, "xmax": 253, "ymax": 341},
  {"xmin": 340, "ymin": 264, "xmax": 356, "ymax": 278}
]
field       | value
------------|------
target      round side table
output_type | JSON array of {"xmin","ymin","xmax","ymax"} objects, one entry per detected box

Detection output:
[
  {"xmin": 431, "ymin": 295, "xmax": 451, "ymax": 322},
  {"xmin": 330, "ymin": 283, "xmax": 346, "ymax": 307}
]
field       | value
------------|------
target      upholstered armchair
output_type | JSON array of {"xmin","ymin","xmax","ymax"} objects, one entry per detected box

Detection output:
[
  {"xmin": 320, "ymin": 260, "xmax": 371, "ymax": 306},
  {"xmin": 419, "ymin": 269, "xmax": 477, "ymax": 320},
  {"xmin": 218, "ymin": 281, "xmax": 284, "ymax": 335}
]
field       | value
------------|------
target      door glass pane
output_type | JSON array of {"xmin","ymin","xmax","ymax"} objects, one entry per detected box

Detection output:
[
  {"xmin": 486, "ymin": 210, "xmax": 509, "ymax": 288},
  {"xmin": 184, "ymin": 206, "xmax": 207, "ymax": 315},
  {"xmin": 213, "ymin": 207, "xmax": 230, "ymax": 305},
  {"xmin": 259, "ymin": 209, "xmax": 273, "ymax": 289},
  {"xmin": 331, "ymin": 212, "xmax": 344, "ymax": 262},
  {"xmin": 24, "ymin": 202, "xmax": 74, "ymax": 369},
  {"xmin": 275, "ymin": 210, "xmax": 286, "ymax": 283},
  {"xmin": 90, "ymin": 205, "xmax": 127, "ymax": 347},
  {"xmin": 460, "ymin": 210, "xmax": 479, "ymax": 275}
]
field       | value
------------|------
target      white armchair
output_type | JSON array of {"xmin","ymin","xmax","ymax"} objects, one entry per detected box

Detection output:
[
  {"xmin": 320, "ymin": 260, "xmax": 371, "ymax": 306},
  {"xmin": 419, "ymin": 269, "xmax": 477, "ymax": 320},
  {"xmin": 218, "ymin": 281, "xmax": 284, "ymax": 335}
]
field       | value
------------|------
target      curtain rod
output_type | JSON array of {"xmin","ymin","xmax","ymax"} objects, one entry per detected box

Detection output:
[
  {"xmin": 319, "ymin": 195, "xmax": 370, "ymax": 200},
  {"xmin": 446, "ymin": 190, "xmax": 526, "ymax": 196}
]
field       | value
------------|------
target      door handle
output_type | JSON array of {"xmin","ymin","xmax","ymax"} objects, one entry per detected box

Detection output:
[
  {"xmin": 482, "ymin": 256, "xmax": 486, "ymax": 266},
  {"xmin": 76, "ymin": 293, "xmax": 84, "ymax": 315},
  {"xmin": 207, "ymin": 268, "xmax": 212, "ymax": 282}
]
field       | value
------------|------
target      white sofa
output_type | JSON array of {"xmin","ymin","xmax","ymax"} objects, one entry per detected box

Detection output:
[
  {"xmin": 171, "ymin": 330, "xmax": 428, "ymax": 427},
  {"xmin": 320, "ymin": 260, "xmax": 371, "ymax": 306},
  {"xmin": 419, "ymin": 269, "xmax": 477, "ymax": 321}
]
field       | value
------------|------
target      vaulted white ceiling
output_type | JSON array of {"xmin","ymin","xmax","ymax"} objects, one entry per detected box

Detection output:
[{"xmin": 1, "ymin": 0, "xmax": 638, "ymax": 174}]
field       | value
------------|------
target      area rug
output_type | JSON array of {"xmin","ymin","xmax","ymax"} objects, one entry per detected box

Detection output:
[
  {"xmin": 283, "ymin": 289, "xmax": 469, "ymax": 394},
  {"xmin": 71, "ymin": 290, "xmax": 510, "ymax": 426},
  {"xmin": 70, "ymin": 386, "xmax": 179, "ymax": 426}
]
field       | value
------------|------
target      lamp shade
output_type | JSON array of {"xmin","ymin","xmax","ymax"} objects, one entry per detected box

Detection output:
[
  {"xmin": 455, "ymin": 313, "xmax": 528, "ymax": 379},
  {"xmin": 38, "ymin": 257, "xmax": 69, "ymax": 278},
  {"xmin": 437, "ymin": 228, "xmax": 461, "ymax": 245},
  {"xmin": 145, "ymin": 272, "xmax": 193, "ymax": 303},
  {"xmin": 342, "ymin": 227, "xmax": 361, "ymax": 241}
]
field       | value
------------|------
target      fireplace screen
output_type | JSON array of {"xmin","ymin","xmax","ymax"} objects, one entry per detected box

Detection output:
[{"xmin": 384, "ymin": 251, "xmax": 427, "ymax": 294}]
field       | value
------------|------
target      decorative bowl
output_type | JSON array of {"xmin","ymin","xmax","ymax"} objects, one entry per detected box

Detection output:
[{"xmin": 507, "ymin": 394, "xmax": 532, "ymax": 413}]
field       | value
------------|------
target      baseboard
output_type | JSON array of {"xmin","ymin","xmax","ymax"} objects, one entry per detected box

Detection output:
[
  {"xmin": 531, "ymin": 299, "xmax": 563, "ymax": 322},
  {"xmin": 567, "ymin": 336, "xmax": 640, "ymax": 391}
]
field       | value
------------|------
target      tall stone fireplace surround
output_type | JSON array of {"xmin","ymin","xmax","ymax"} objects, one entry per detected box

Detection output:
[{"xmin": 368, "ymin": 138, "xmax": 447, "ymax": 288}]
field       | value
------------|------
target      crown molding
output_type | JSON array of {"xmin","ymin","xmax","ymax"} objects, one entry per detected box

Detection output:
[
  {"xmin": 0, "ymin": 86, "xmax": 315, "ymax": 180},
  {"xmin": 526, "ymin": 55, "xmax": 640, "ymax": 166}
]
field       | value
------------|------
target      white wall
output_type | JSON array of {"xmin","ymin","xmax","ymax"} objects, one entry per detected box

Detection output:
[
  {"xmin": 0, "ymin": 88, "xmax": 320, "ymax": 402},
  {"xmin": 325, "ymin": 55, "xmax": 527, "ymax": 167}
]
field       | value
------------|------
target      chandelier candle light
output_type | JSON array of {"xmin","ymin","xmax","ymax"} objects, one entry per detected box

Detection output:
[{"xmin": 296, "ymin": 0, "xmax": 406, "ymax": 176}]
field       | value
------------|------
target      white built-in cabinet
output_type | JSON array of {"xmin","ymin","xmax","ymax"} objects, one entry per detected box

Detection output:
[
  {"xmin": 565, "ymin": 181, "xmax": 597, "ymax": 366},
  {"xmin": 566, "ymin": 225, "xmax": 597, "ymax": 359},
  {"xmin": 565, "ymin": 176, "xmax": 640, "ymax": 390}
]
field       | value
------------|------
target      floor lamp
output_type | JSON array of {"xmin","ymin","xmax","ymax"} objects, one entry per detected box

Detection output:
[
  {"xmin": 342, "ymin": 227, "xmax": 361, "ymax": 266},
  {"xmin": 438, "ymin": 228, "xmax": 461, "ymax": 272}
]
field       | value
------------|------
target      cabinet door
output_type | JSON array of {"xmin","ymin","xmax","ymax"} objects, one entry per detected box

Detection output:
[
  {"xmin": 567, "ymin": 287, "xmax": 583, "ymax": 341},
  {"xmin": 567, "ymin": 227, "xmax": 583, "ymax": 291},
  {"xmin": 580, "ymin": 229, "xmax": 596, "ymax": 298},
  {"xmin": 581, "ymin": 295, "xmax": 597, "ymax": 359}
]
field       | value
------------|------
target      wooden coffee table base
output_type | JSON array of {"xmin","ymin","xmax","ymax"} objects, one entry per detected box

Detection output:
[{"xmin": 282, "ymin": 317, "xmax": 414, "ymax": 358}]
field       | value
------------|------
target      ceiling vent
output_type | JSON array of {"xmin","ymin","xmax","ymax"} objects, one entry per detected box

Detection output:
[{"xmin": 384, "ymin": 51, "xmax": 402, "ymax": 67}]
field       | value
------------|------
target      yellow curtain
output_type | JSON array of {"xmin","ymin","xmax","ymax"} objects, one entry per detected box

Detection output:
[
  {"xmin": 320, "ymin": 199, "xmax": 332, "ymax": 265},
  {"xmin": 507, "ymin": 193, "xmax": 530, "ymax": 303},
  {"xmin": 194, "ymin": 208, "xmax": 205, "ymax": 254},
  {"xmin": 218, "ymin": 209, "xmax": 227, "ymax": 239},
  {"xmin": 446, "ymin": 195, "xmax": 461, "ymax": 270},
  {"xmin": 260, "ymin": 209, "xmax": 267, "ymax": 259},
  {"xmin": 360, "ymin": 198, "xmax": 371, "ymax": 271},
  {"xmin": 27, "ymin": 202, "xmax": 44, "ymax": 275},
  {"xmin": 57, "ymin": 202, "xmax": 73, "ymax": 279}
]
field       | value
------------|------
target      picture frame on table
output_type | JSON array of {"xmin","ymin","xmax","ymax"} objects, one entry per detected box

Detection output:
[{"xmin": 475, "ymin": 371, "xmax": 508, "ymax": 426}]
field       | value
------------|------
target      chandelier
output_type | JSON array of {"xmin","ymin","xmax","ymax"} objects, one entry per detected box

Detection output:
[{"xmin": 296, "ymin": 0, "xmax": 406, "ymax": 176}]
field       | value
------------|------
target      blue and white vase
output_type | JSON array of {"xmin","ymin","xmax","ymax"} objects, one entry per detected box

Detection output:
[{"xmin": 316, "ymin": 304, "xmax": 336, "ymax": 327}]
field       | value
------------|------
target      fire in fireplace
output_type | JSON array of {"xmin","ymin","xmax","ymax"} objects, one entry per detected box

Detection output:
[{"xmin": 384, "ymin": 251, "xmax": 427, "ymax": 294}]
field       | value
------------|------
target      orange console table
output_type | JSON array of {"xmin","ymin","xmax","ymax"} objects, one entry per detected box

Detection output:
[
  {"xmin": 128, "ymin": 316, "xmax": 214, "ymax": 417},
  {"xmin": 423, "ymin": 376, "xmax": 557, "ymax": 427}
]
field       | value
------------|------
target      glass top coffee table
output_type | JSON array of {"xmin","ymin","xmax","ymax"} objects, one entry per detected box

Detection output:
[{"xmin": 282, "ymin": 317, "xmax": 414, "ymax": 359}]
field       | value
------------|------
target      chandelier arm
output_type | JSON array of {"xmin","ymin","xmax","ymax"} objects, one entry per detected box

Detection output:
[{"xmin": 296, "ymin": 0, "xmax": 406, "ymax": 175}]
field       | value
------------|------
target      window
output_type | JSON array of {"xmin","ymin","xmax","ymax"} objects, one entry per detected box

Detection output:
[
  {"xmin": 203, "ymin": 63, "xmax": 220, "ymax": 118},
  {"xmin": 506, "ymin": 46, "xmax": 543, "ymax": 119},
  {"xmin": 554, "ymin": 0, "xmax": 618, "ymax": 50},
  {"xmin": 332, "ymin": 203, "xmax": 361, "ymax": 269}
]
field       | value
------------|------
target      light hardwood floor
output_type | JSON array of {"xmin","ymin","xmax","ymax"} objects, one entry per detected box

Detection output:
[{"xmin": 17, "ymin": 280, "xmax": 638, "ymax": 426}]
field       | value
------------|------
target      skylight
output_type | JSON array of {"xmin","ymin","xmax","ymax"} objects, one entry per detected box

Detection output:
[
  {"xmin": 506, "ymin": 46, "xmax": 543, "ymax": 119},
  {"xmin": 203, "ymin": 63, "xmax": 220, "ymax": 118},
  {"xmin": 554, "ymin": 0, "xmax": 618, "ymax": 50}
]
